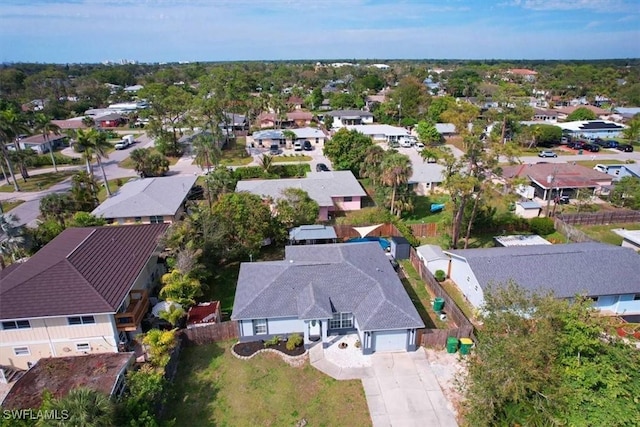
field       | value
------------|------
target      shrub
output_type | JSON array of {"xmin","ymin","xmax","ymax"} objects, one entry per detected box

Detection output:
[
  {"xmin": 435, "ymin": 270, "xmax": 446, "ymax": 282},
  {"xmin": 30, "ymin": 153, "xmax": 82, "ymax": 167},
  {"xmin": 286, "ymin": 333, "xmax": 303, "ymax": 350},
  {"xmin": 263, "ymin": 335, "xmax": 281, "ymax": 347},
  {"xmin": 529, "ymin": 217, "xmax": 555, "ymax": 235}
]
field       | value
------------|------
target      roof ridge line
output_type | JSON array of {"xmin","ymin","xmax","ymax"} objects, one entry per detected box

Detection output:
[{"xmin": 66, "ymin": 228, "xmax": 96, "ymax": 260}]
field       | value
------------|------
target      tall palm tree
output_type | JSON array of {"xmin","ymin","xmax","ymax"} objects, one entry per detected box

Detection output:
[
  {"xmin": 75, "ymin": 128, "xmax": 95, "ymax": 176},
  {"xmin": 622, "ymin": 118, "xmax": 640, "ymax": 143},
  {"xmin": 0, "ymin": 145, "xmax": 16, "ymax": 188},
  {"xmin": 0, "ymin": 213, "xmax": 26, "ymax": 269},
  {"xmin": 359, "ymin": 145, "xmax": 385, "ymax": 185},
  {"xmin": 49, "ymin": 387, "xmax": 114, "ymax": 427},
  {"xmin": 192, "ymin": 133, "xmax": 221, "ymax": 173},
  {"xmin": 0, "ymin": 110, "xmax": 24, "ymax": 191},
  {"xmin": 90, "ymin": 131, "xmax": 112, "ymax": 197},
  {"xmin": 0, "ymin": 109, "xmax": 30, "ymax": 180},
  {"xmin": 381, "ymin": 152, "xmax": 413, "ymax": 217},
  {"xmin": 33, "ymin": 113, "xmax": 61, "ymax": 172}
]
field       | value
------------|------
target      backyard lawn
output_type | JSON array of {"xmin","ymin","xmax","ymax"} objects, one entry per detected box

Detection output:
[
  {"xmin": 403, "ymin": 195, "xmax": 450, "ymax": 225},
  {"xmin": 576, "ymin": 222, "xmax": 640, "ymax": 246},
  {"xmin": 165, "ymin": 341, "xmax": 371, "ymax": 427},
  {"xmin": 400, "ymin": 260, "xmax": 445, "ymax": 329},
  {"xmin": 0, "ymin": 170, "xmax": 76, "ymax": 192}
]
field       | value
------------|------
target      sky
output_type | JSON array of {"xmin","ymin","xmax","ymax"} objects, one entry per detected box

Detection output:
[{"xmin": 0, "ymin": 0, "xmax": 639, "ymax": 64}]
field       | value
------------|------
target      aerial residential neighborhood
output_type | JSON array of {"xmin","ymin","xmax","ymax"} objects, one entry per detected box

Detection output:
[{"xmin": 1, "ymin": 1, "xmax": 639, "ymax": 426}]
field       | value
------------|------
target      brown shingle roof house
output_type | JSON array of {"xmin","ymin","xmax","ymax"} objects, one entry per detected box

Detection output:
[{"xmin": 0, "ymin": 224, "xmax": 168, "ymax": 370}]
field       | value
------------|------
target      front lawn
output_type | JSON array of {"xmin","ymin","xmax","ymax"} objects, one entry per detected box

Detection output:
[
  {"xmin": 574, "ymin": 159, "xmax": 628, "ymax": 168},
  {"xmin": 0, "ymin": 170, "xmax": 76, "ymax": 193},
  {"xmin": 165, "ymin": 341, "xmax": 371, "ymax": 427},
  {"xmin": 273, "ymin": 154, "xmax": 312, "ymax": 163},
  {"xmin": 1, "ymin": 199, "xmax": 24, "ymax": 212},
  {"xmin": 219, "ymin": 138, "xmax": 253, "ymax": 166},
  {"xmin": 96, "ymin": 176, "xmax": 136, "ymax": 202}
]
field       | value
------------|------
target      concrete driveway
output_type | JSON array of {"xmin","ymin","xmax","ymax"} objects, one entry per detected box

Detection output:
[{"xmin": 310, "ymin": 340, "xmax": 458, "ymax": 427}]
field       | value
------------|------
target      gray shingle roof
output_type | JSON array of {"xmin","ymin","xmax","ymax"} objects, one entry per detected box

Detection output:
[
  {"xmin": 409, "ymin": 162, "xmax": 445, "ymax": 184},
  {"xmin": 235, "ymin": 171, "xmax": 366, "ymax": 207},
  {"xmin": 92, "ymin": 176, "xmax": 197, "ymax": 219},
  {"xmin": 447, "ymin": 242, "xmax": 640, "ymax": 298},
  {"xmin": 232, "ymin": 243, "xmax": 424, "ymax": 331},
  {"xmin": 289, "ymin": 225, "xmax": 337, "ymax": 241}
]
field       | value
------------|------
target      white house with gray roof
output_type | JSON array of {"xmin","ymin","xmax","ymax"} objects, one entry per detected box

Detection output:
[
  {"xmin": 231, "ymin": 242, "xmax": 424, "ymax": 354},
  {"xmin": 235, "ymin": 171, "xmax": 366, "ymax": 221},
  {"xmin": 346, "ymin": 124, "xmax": 409, "ymax": 143},
  {"xmin": 444, "ymin": 242, "xmax": 640, "ymax": 315},
  {"xmin": 91, "ymin": 176, "xmax": 197, "ymax": 224},
  {"xmin": 408, "ymin": 162, "xmax": 445, "ymax": 195}
]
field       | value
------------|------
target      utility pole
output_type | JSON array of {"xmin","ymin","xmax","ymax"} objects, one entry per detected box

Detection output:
[{"xmin": 545, "ymin": 166, "xmax": 559, "ymax": 217}]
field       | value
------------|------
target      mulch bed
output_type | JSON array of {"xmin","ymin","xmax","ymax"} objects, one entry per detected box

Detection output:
[{"xmin": 233, "ymin": 340, "xmax": 306, "ymax": 357}]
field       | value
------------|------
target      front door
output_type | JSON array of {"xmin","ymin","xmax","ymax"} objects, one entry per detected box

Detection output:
[{"xmin": 309, "ymin": 320, "xmax": 321, "ymax": 338}]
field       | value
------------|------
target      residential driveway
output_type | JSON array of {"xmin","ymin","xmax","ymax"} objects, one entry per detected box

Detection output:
[{"xmin": 310, "ymin": 339, "xmax": 458, "ymax": 427}]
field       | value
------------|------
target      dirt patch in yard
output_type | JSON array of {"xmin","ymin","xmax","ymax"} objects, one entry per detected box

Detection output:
[{"xmin": 423, "ymin": 347, "xmax": 467, "ymax": 420}]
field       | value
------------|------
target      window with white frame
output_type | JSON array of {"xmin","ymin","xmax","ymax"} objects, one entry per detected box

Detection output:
[
  {"xmin": 2, "ymin": 320, "xmax": 31, "ymax": 330},
  {"xmin": 149, "ymin": 215, "xmax": 164, "ymax": 224},
  {"xmin": 253, "ymin": 319, "xmax": 267, "ymax": 335},
  {"xmin": 13, "ymin": 347, "xmax": 30, "ymax": 356},
  {"xmin": 329, "ymin": 312, "xmax": 354, "ymax": 329},
  {"xmin": 76, "ymin": 343, "xmax": 90, "ymax": 352},
  {"xmin": 67, "ymin": 316, "xmax": 96, "ymax": 325}
]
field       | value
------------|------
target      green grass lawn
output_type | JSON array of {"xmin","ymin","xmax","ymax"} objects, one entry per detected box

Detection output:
[
  {"xmin": 219, "ymin": 138, "xmax": 253, "ymax": 166},
  {"xmin": 165, "ymin": 341, "xmax": 371, "ymax": 427},
  {"xmin": 403, "ymin": 195, "xmax": 450, "ymax": 224},
  {"xmin": 400, "ymin": 260, "xmax": 445, "ymax": 329},
  {"xmin": 574, "ymin": 159, "xmax": 626, "ymax": 168},
  {"xmin": 273, "ymin": 154, "xmax": 312, "ymax": 163},
  {"xmin": 96, "ymin": 176, "xmax": 136, "ymax": 203},
  {"xmin": 575, "ymin": 222, "xmax": 640, "ymax": 246},
  {"xmin": 1, "ymin": 199, "xmax": 24, "ymax": 212},
  {"xmin": 0, "ymin": 170, "xmax": 76, "ymax": 193},
  {"xmin": 440, "ymin": 280, "xmax": 476, "ymax": 322}
]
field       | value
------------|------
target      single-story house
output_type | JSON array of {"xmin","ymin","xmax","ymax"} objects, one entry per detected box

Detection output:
[
  {"xmin": 493, "ymin": 235, "xmax": 551, "ymax": 247},
  {"xmin": 92, "ymin": 176, "xmax": 197, "ymax": 225},
  {"xmin": 554, "ymin": 105, "xmax": 611, "ymax": 121},
  {"xmin": 224, "ymin": 112, "xmax": 248, "ymax": 130},
  {"xmin": 614, "ymin": 107, "xmax": 640, "ymax": 121},
  {"xmin": 346, "ymin": 124, "xmax": 409, "ymax": 144},
  {"xmin": 502, "ymin": 163, "xmax": 613, "ymax": 200},
  {"xmin": 51, "ymin": 117, "xmax": 89, "ymax": 130},
  {"xmin": 14, "ymin": 133, "xmax": 66, "ymax": 154},
  {"xmin": 95, "ymin": 113, "xmax": 125, "ymax": 128},
  {"xmin": 187, "ymin": 302, "xmax": 222, "ymax": 329},
  {"xmin": 328, "ymin": 110, "xmax": 374, "ymax": 128},
  {"xmin": 251, "ymin": 128, "xmax": 326, "ymax": 147},
  {"xmin": 257, "ymin": 111, "xmax": 313, "ymax": 128},
  {"xmin": 408, "ymin": 162, "xmax": 445, "ymax": 195},
  {"xmin": 231, "ymin": 242, "xmax": 425, "ymax": 354},
  {"xmin": 434, "ymin": 123, "xmax": 457, "ymax": 136},
  {"xmin": 533, "ymin": 108, "xmax": 558, "ymax": 122},
  {"xmin": 507, "ymin": 68, "xmax": 538, "ymax": 82},
  {"xmin": 236, "ymin": 171, "xmax": 367, "ymax": 221},
  {"xmin": 287, "ymin": 96, "xmax": 304, "ymax": 110},
  {"xmin": 443, "ymin": 242, "xmax": 640, "ymax": 314},
  {"xmin": 0, "ymin": 352, "xmax": 134, "ymax": 409},
  {"xmin": 124, "ymin": 84, "xmax": 144, "ymax": 93},
  {"xmin": 554, "ymin": 120, "xmax": 626, "ymax": 140},
  {"xmin": 514, "ymin": 200, "xmax": 542, "ymax": 218},
  {"xmin": 289, "ymin": 225, "xmax": 337, "ymax": 245},
  {"xmin": 0, "ymin": 224, "xmax": 169, "ymax": 369},
  {"xmin": 601, "ymin": 164, "xmax": 640, "ymax": 181}
]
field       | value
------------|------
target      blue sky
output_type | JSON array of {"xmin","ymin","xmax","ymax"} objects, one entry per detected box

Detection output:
[{"xmin": 0, "ymin": 0, "xmax": 638, "ymax": 63}]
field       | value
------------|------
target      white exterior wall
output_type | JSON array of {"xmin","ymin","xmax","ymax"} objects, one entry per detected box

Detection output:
[
  {"xmin": 447, "ymin": 255, "xmax": 485, "ymax": 309},
  {"xmin": 515, "ymin": 205, "xmax": 541, "ymax": 219}
]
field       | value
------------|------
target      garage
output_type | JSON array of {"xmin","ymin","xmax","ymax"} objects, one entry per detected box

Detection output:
[{"xmin": 372, "ymin": 330, "xmax": 408, "ymax": 352}]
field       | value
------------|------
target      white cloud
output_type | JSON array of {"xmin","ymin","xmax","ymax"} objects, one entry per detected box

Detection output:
[{"xmin": 520, "ymin": 0, "xmax": 632, "ymax": 12}]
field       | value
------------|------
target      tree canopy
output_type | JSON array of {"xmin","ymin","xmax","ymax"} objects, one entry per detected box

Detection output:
[
  {"xmin": 566, "ymin": 106, "xmax": 597, "ymax": 121},
  {"xmin": 322, "ymin": 128, "xmax": 373, "ymax": 175},
  {"xmin": 274, "ymin": 188, "xmax": 319, "ymax": 228}
]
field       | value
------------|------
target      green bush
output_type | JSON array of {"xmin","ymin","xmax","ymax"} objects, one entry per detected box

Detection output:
[
  {"xmin": 434, "ymin": 270, "xmax": 446, "ymax": 282},
  {"xmin": 529, "ymin": 217, "xmax": 555, "ymax": 235},
  {"xmin": 286, "ymin": 333, "xmax": 303, "ymax": 350},
  {"xmin": 30, "ymin": 153, "xmax": 82, "ymax": 167},
  {"xmin": 233, "ymin": 166, "xmax": 267, "ymax": 180},
  {"xmin": 263, "ymin": 335, "xmax": 281, "ymax": 348}
]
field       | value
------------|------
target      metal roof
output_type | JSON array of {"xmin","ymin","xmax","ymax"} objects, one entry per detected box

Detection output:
[{"xmin": 289, "ymin": 225, "xmax": 337, "ymax": 241}]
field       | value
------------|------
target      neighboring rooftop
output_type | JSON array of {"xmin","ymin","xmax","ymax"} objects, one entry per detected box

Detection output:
[
  {"xmin": 91, "ymin": 176, "xmax": 197, "ymax": 219},
  {"xmin": 289, "ymin": 225, "xmax": 337, "ymax": 242},
  {"xmin": 555, "ymin": 120, "xmax": 625, "ymax": 132},
  {"xmin": 0, "ymin": 224, "xmax": 168, "ymax": 320},
  {"xmin": 232, "ymin": 242, "xmax": 424, "ymax": 331},
  {"xmin": 416, "ymin": 244, "xmax": 447, "ymax": 262},
  {"xmin": 1, "ymin": 353, "xmax": 133, "ymax": 409},
  {"xmin": 187, "ymin": 301, "xmax": 221, "ymax": 326},
  {"xmin": 236, "ymin": 171, "xmax": 366, "ymax": 208},
  {"xmin": 447, "ymin": 242, "xmax": 640, "ymax": 298},
  {"xmin": 494, "ymin": 234, "xmax": 552, "ymax": 247},
  {"xmin": 19, "ymin": 133, "xmax": 65, "ymax": 145},
  {"xmin": 327, "ymin": 109, "xmax": 374, "ymax": 118},
  {"xmin": 409, "ymin": 162, "xmax": 445, "ymax": 185},
  {"xmin": 502, "ymin": 163, "xmax": 612, "ymax": 189},
  {"xmin": 346, "ymin": 124, "xmax": 409, "ymax": 136}
]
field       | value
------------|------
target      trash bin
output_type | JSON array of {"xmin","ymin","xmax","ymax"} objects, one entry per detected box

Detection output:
[
  {"xmin": 578, "ymin": 149, "xmax": 583, "ymax": 155},
  {"xmin": 446, "ymin": 337, "xmax": 458, "ymax": 354},
  {"xmin": 433, "ymin": 297, "xmax": 445, "ymax": 312},
  {"xmin": 459, "ymin": 338, "xmax": 473, "ymax": 355}
]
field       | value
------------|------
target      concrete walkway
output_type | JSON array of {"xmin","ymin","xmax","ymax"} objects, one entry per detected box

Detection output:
[{"xmin": 310, "ymin": 341, "xmax": 458, "ymax": 427}]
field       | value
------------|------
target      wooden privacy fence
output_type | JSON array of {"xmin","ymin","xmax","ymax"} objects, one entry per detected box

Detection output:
[
  {"xmin": 409, "ymin": 223, "xmax": 439, "ymax": 238},
  {"xmin": 554, "ymin": 217, "xmax": 593, "ymax": 243},
  {"xmin": 179, "ymin": 321, "xmax": 239, "ymax": 346},
  {"xmin": 409, "ymin": 247, "xmax": 476, "ymax": 348},
  {"xmin": 558, "ymin": 210, "xmax": 640, "ymax": 226}
]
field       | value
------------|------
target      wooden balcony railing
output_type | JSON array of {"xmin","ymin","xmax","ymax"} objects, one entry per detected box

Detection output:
[{"xmin": 115, "ymin": 290, "xmax": 149, "ymax": 332}]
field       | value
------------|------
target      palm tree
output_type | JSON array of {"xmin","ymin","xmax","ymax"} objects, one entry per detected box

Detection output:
[
  {"xmin": 90, "ymin": 131, "xmax": 113, "ymax": 197},
  {"xmin": 0, "ymin": 110, "xmax": 25, "ymax": 190},
  {"xmin": 159, "ymin": 269, "xmax": 202, "ymax": 307},
  {"xmin": 0, "ymin": 144, "xmax": 17, "ymax": 189},
  {"xmin": 75, "ymin": 129, "xmax": 95, "ymax": 176},
  {"xmin": 282, "ymin": 129, "xmax": 296, "ymax": 150},
  {"xmin": 359, "ymin": 145, "xmax": 385, "ymax": 185},
  {"xmin": 381, "ymin": 152, "xmax": 413, "ymax": 217},
  {"xmin": 259, "ymin": 153, "xmax": 274, "ymax": 174},
  {"xmin": 0, "ymin": 213, "xmax": 26, "ymax": 269},
  {"xmin": 622, "ymin": 118, "xmax": 640, "ymax": 143},
  {"xmin": 192, "ymin": 133, "xmax": 221, "ymax": 173},
  {"xmin": 33, "ymin": 113, "xmax": 61, "ymax": 173},
  {"xmin": 48, "ymin": 387, "xmax": 114, "ymax": 427},
  {"xmin": 0, "ymin": 109, "xmax": 30, "ymax": 180}
]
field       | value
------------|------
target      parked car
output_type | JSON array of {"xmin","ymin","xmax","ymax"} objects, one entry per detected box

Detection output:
[
  {"xmin": 399, "ymin": 140, "xmax": 413, "ymax": 148},
  {"xmin": 538, "ymin": 150, "xmax": 557, "ymax": 158},
  {"xmin": 316, "ymin": 163, "xmax": 330, "ymax": 172},
  {"xmin": 414, "ymin": 142, "xmax": 425, "ymax": 151},
  {"xmin": 556, "ymin": 195, "xmax": 570, "ymax": 204},
  {"xmin": 618, "ymin": 144, "xmax": 634, "ymax": 152},
  {"xmin": 568, "ymin": 141, "xmax": 585, "ymax": 150},
  {"xmin": 269, "ymin": 143, "xmax": 280, "ymax": 155},
  {"xmin": 303, "ymin": 140, "xmax": 312, "ymax": 151},
  {"xmin": 593, "ymin": 164, "xmax": 609, "ymax": 173},
  {"xmin": 293, "ymin": 141, "xmax": 302, "ymax": 151},
  {"xmin": 583, "ymin": 144, "xmax": 600, "ymax": 152}
]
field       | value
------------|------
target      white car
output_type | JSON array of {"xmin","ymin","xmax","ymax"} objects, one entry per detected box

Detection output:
[
  {"xmin": 399, "ymin": 140, "xmax": 413, "ymax": 148},
  {"xmin": 293, "ymin": 141, "xmax": 302, "ymax": 151},
  {"xmin": 414, "ymin": 142, "xmax": 425, "ymax": 151}
]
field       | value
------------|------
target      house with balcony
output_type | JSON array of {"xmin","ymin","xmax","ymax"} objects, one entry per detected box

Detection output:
[
  {"xmin": 236, "ymin": 171, "xmax": 367, "ymax": 221},
  {"xmin": 0, "ymin": 224, "xmax": 168, "ymax": 369}
]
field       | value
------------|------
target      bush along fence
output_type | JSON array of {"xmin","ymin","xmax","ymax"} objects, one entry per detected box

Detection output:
[
  {"xmin": 409, "ymin": 247, "xmax": 476, "ymax": 348},
  {"xmin": 179, "ymin": 321, "xmax": 239, "ymax": 346}
]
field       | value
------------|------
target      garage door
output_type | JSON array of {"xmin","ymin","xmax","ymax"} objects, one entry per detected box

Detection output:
[{"xmin": 372, "ymin": 330, "xmax": 407, "ymax": 352}]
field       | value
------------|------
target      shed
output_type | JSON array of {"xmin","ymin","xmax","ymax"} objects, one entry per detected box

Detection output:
[
  {"xmin": 390, "ymin": 236, "xmax": 411, "ymax": 260},
  {"xmin": 515, "ymin": 200, "xmax": 542, "ymax": 219}
]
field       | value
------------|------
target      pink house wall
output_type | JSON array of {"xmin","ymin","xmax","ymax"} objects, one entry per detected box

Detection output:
[
  {"xmin": 332, "ymin": 196, "xmax": 362, "ymax": 211},
  {"xmin": 318, "ymin": 206, "xmax": 330, "ymax": 221}
]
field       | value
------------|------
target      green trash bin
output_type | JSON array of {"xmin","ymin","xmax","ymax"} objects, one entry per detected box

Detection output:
[
  {"xmin": 433, "ymin": 297, "xmax": 445, "ymax": 312},
  {"xmin": 446, "ymin": 337, "xmax": 458, "ymax": 354},
  {"xmin": 459, "ymin": 338, "xmax": 473, "ymax": 355}
]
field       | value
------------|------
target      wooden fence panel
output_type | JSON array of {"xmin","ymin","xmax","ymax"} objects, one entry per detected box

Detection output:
[
  {"xmin": 180, "ymin": 321, "xmax": 239, "ymax": 346},
  {"xmin": 409, "ymin": 223, "xmax": 439, "ymax": 238},
  {"xmin": 558, "ymin": 210, "xmax": 640, "ymax": 226}
]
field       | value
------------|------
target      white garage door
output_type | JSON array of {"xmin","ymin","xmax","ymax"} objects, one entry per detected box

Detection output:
[{"xmin": 372, "ymin": 330, "xmax": 407, "ymax": 352}]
